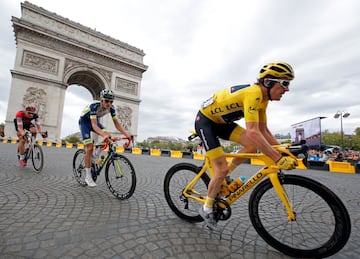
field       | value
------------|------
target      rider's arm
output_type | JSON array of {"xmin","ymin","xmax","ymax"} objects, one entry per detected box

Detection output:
[
  {"xmin": 36, "ymin": 124, "xmax": 43, "ymax": 133},
  {"xmin": 16, "ymin": 118, "xmax": 25, "ymax": 137},
  {"xmin": 90, "ymin": 118, "xmax": 110, "ymax": 139},
  {"xmin": 243, "ymin": 98, "xmax": 281, "ymax": 161},
  {"xmin": 113, "ymin": 118, "xmax": 132, "ymax": 139},
  {"xmin": 245, "ymin": 121, "xmax": 282, "ymax": 162},
  {"xmin": 259, "ymin": 122, "xmax": 279, "ymax": 146}
]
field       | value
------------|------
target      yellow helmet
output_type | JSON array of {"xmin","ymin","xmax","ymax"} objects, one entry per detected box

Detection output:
[{"xmin": 259, "ymin": 62, "xmax": 295, "ymax": 80}]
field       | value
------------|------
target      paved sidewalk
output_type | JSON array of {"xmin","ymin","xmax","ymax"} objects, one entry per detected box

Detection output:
[{"xmin": 0, "ymin": 143, "xmax": 359, "ymax": 258}]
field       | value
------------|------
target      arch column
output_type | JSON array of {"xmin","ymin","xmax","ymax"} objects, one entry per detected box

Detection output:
[{"xmin": 5, "ymin": 2, "xmax": 147, "ymax": 141}]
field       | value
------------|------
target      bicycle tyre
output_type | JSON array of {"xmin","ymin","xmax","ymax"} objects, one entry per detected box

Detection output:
[
  {"xmin": 105, "ymin": 153, "xmax": 136, "ymax": 200},
  {"xmin": 72, "ymin": 149, "xmax": 87, "ymax": 186},
  {"xmin": 31, "ymin": 144, "xmax": 44, "ymax": 173},
  {"xmin": 164, "ymin": 163, "xmax": 210, "ymax": 222},
  {"xmin": 248, "ymin": 174, "xmax": 351, "ymax": 258}
]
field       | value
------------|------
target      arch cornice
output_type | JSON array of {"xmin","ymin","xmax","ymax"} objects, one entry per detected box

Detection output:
[
  {"xmin": 63, "ymin": 61, "xmax": 110, "ymax": 86},
  {"xmin": 12, "ymin": 19, "xmax": 147, "ymax": 78}
]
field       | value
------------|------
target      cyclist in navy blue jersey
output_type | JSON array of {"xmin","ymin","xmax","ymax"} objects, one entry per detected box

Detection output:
[{"xmin": 79, "ymin": 89, "xmax": 132, "ymax": 187}]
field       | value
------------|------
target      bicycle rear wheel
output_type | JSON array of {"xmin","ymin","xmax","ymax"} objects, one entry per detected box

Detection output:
[
  {"xmin": 31, "ymin": 144, "xmax": 44, "ymax": 173},
  {"xmin": 249, "ymin": 174, "xmax": 351, "ymax": 258},
  {"xmin": 105, "ymin": 154, "xmax": 136, "ymax": 200},
  {"xmin": 164, "ymin": 163, "xmax": 210, "ymax": 222},
  {"xmin": 72, "ymin": 149, "xmax": 87, "ymax": 186}
]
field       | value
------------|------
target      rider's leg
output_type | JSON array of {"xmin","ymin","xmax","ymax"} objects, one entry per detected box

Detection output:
[
  {"xmin": 79, "ymin": 118, "xmax": 96, "ymax": 187},
  {"xmin": 18, "ymin": 138, "xmax": 26, "ymax": 160},
  {"xmin": 29, "ymin": 125, "xmax": 37, "ymax": 138},
  {"xmin": 205, "ymin": 155, "xmax": 229, "ymax": 210},
  {"xmin": 14, "ymin": 120, "xmax": 26, "ymax": 160},
  {"xmin": 227, "ymin": 128, "xmax": 257, "ymax": 173},
  {"xmin": 84, "ymin": 142, "xmax": 96, "ymax": 187},
  {"xmin": 199, "ymin": 150, "xmax": 228, "ymax": 230}
]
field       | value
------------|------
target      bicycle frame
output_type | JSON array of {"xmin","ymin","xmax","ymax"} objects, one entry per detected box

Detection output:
[
  {"xmin": 23, "ymin": 132, "xmax": 37, "ymax": 158},
  {"xmin": 92, "ymin": 137, "xmax": 131, "ymax": 177},
  {"xmin": 183, "ymin": 145, "xmax": 299, "ymax": 221}
]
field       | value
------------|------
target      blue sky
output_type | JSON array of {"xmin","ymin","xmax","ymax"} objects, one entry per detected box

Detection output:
[{"xmin": 1, "ymin": 0, "xmax": 359, "ymax": 141}]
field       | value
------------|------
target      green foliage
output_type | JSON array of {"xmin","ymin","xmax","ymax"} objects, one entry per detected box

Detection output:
[
  {"xmin": 322, "ymin": 131, "xmax": 360, "ymax": 151},
  {"xmin": 64, "ymin": 135, "xmax": 81, "ymax": 144},
  {"xmin": 137, "ymin": 140, "xmax": 192, "ymax": 151},
  {"xmin": 355, "ymin": 127, "xmax": 360, "ymax": 137}
]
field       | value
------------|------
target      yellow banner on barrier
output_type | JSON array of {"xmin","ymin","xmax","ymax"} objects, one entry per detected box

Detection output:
[
  {"xmin": 170, "ymin": 150, "xmax": 183, "ymax": 158},
  {"xmin": 132, "ymin": 147, "xmax": 142, "ymax": 155},
  {"xmin": 327, "ymin": 161, "xmax": 356, "ymax": 174},
  {"xmin": 150, "ymin": 149, "xmax": 161, "ymax": 156},
  {"xmin": 116, "ymin": 146, "xmax": 124, "ymax": 153},
  {"xmin": 193, "ymin": 152, "xmax": 205, "ymax": 161}
]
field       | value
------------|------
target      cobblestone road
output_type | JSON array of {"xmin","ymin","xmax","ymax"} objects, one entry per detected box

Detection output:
[{"xmin": 0, "ymin": 143, "xmax": 359, "ymax": 258}]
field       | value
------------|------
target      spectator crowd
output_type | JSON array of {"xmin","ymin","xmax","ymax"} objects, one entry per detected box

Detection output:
[{"xmin": 307, "ymin": 147, "xmax": 359, "ymax": 166}]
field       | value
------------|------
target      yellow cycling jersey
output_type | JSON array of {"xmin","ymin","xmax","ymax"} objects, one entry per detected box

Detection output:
[{"xmin": 200, "ymin": 83, "xmax": 268, "ymax": 124}]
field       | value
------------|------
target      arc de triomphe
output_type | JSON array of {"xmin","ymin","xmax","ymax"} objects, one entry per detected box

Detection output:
[{"xmin": 4, "ymin": 2, "xmax": 148, "ymax": 141}]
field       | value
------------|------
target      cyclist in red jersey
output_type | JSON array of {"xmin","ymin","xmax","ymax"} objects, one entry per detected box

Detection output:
[
  {"xmin": 195, "ymin": 62, "xmax": 298, "ymax": 230},
  {"xmin": 14, "ymin": 105, "xmax": 47, "ymax": 167}
]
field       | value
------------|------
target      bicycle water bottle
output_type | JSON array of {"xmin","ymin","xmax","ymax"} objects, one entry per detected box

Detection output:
[
  {"xmin": 228, "ymin": 176, "xmax": 246, "ymax": 192},
  {"xmin": 97, "ymin": 155, "xmax": 105, "ymax": 166}
]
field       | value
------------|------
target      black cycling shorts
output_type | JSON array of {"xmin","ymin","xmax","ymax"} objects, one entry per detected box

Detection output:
[{"xmin": 194, "ymin": 111, "xmax": 244, "ymax": 159}]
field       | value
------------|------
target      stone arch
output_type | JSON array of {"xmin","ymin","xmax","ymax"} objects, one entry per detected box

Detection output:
[
  {"xmin": 4, "ymin": 2, "xmax": 147, "ymax": 141},
  {"xmin": 64, "ymin": 66, "xmax": 108, "ymax": 99}
]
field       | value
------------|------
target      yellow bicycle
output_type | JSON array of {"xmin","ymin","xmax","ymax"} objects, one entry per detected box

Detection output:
[{"xmin": 163, "ymin": 133, "xmax": 351, "ymax": 258}]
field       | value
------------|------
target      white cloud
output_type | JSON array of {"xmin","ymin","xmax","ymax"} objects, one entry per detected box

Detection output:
[{"xmin": 1, "ymin": 0, "xmax": 359, "ymax": 141}]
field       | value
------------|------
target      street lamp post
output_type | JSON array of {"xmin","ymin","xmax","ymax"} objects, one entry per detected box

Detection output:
[{"xmin": 334, "ymin": 111, "xmax": 350, "ymax": 150}]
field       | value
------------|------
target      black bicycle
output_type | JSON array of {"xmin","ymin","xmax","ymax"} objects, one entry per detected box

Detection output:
[
  {"xmin": 17, "ymin": 131, "xmax": 46, "ymax": 173},
  {"xmin": 72, "ymin": 137, "xmax": 136, "ymax": 200}
]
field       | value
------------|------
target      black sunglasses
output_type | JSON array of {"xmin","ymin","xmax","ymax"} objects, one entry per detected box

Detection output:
[{"xmin": 103, "ymin": 99, "xmax": 113, "ymax": 104}]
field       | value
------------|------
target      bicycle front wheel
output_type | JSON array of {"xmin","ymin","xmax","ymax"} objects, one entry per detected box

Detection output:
[
  {"xmin": 31, "ymin": 144, "xmax": 44, "ymax": 173},
  {"xmin": 72, "ymin": 149, "xmax": 87, "ymax": 186},
  {"xmin": 105, "ymin": 154, "xmax": 136, "ymax": 200},
  {"xmin": 249, "ymin": 174, "xmax": 351, "ymax": 258},
  {"xmin": 164, "ymin": 163, "xmax": 210, "ymax": 222}
]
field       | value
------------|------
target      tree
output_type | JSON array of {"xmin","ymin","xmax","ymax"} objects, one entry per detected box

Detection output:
[
  {"xmin": 355, "ymin": 127, "xmax": 360, "ymax": 137},
  {"xmin": 64, "ymin": 135, "xmax": 81, "ymax": 144},
  {"xmin": 322, "ymin": 131, "xmax": 360, "ymax": 151}
]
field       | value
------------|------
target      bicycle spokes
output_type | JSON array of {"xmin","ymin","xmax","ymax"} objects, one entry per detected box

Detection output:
[
  {"xmin": 105, "ymin": 154, "xmax": 136, "ymax": 200},
  {"xmin": 31, "ymin": 144, "xmax": 44, "ymax": 173}
]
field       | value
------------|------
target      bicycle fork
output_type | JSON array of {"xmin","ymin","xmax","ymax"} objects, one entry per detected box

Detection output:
[
  {"xmin": 268, "ymin": 168, "xmax": 296, "ymax": 221},
  {"xmin": 110, "ymin": 157, "xmax": 123, "ymax": 179}
]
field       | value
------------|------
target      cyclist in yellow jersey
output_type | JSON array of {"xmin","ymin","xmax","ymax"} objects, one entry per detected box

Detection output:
[{"xmin": 195, "ymin": 62, "xmax": 298, "ymax": 230}]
